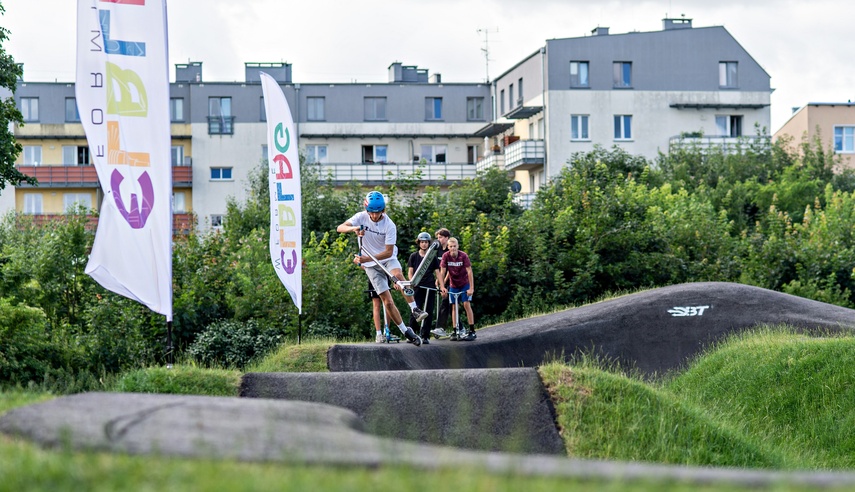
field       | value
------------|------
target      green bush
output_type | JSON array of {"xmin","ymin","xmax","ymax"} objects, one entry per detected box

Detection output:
[
  {"xmin": 188, "ymin": 319, "xmax": 284, "ymax": 369},
  {"xmin": 0, "ymin": 298, "xmax": 79, "ymax": 388}
]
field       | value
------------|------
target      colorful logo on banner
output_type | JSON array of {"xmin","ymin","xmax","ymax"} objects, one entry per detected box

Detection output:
[
  {"xmin": 272, "ymin": 123, "xmax": 298, "ymax": 275},
  {"xmin": 89, "ymin": 0, "xmax": 154, "ymax": 229}
]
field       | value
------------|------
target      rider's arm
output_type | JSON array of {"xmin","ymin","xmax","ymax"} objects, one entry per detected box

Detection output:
[{"xmin": 336, "ymin": 220, "xmax": 360, "ymax": 234}]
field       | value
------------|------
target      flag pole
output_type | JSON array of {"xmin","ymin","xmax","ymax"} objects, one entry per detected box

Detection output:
[{"xmin": 166, "ymin": 320, "xmax": 174, "ymax": 367}]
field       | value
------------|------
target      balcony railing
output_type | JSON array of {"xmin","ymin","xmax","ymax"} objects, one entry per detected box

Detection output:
[
  {"xmin": 16, "ymin": 213, "xmax": 196, "ymax": 235},
  {"xmin": 16, "ymin": 165, "xmax": 193, "ymax": 187},
  {"xmin": 476, "ymin": 140, "xmax": 544, "ymax": 173},
  {"xmin": 309, "ymin": 162, "xmax": 477, "ymax": 186},
  {"xmin": 207, "ymin": 116, "xmax": 235, "ymax": 135},
  {"xmin": 504, "ymin": 139, "xmax": 545, "ymax": 171},
  {"xmin": 668, "ymin": 135, "xmax": 771, "ymax": 154}
]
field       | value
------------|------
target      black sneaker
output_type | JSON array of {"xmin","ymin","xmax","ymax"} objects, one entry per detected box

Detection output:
[
  {"xmin": 421, "ymin": 338, "xmax": 430, "ymax": 345},
  {"xmin": 463, "ymin": 330, "xmax": 476, "ymax": 341},
  {"xmin": 404, "ymin": 328, "xmax": 422, "ymax": 347},
  {"xmin": 412, "ymin": 307, "xmax": 428, "ymax": 323}
]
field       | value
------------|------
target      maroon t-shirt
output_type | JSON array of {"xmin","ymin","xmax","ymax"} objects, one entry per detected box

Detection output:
[{"xmin": 440, "ymin": 251, "xmax": 471, "ymax": 288}]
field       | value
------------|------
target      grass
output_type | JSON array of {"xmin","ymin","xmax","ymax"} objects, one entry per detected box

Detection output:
[{"xmin": 4, "ymin": 326, "xmax": 855, "ymax": 490}]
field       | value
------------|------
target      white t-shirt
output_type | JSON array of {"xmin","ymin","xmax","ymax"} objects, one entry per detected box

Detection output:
[{"xmin": 348, "ymin": 211, "xmax": 398, "ymax": 267}]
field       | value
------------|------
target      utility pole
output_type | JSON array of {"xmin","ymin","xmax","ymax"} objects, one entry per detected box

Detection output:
[{"xmin": 477, "ymin": 27, "xmax": 498, "ymax": 83}]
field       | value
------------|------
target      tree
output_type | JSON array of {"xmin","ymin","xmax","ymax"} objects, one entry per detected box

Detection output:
[{"xmin": 0, "ymin": 5, "xmax": 36, "ymax": 192}]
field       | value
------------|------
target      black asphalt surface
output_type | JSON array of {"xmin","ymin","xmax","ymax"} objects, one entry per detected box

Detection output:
[
  {"xmin": 240, "ymin": 368, "xmax": 564, "ymax": 454},
  {"xmin": 327, "ymin": 282, "xmax": 855, "ymax": 376}
]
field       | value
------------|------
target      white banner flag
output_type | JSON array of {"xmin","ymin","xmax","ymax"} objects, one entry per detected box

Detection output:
[
  {"xmin": 76, "ymin": 0, "xmax": 173, "ymax": 320},
  {"xmin": 260, "ymin": 72, "xmax": 302, "ymax": 314}
]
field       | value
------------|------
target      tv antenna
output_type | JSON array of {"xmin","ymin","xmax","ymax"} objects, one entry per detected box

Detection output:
[{"xmin": 477, "ymin": 27, "xmax": 498, "ymax": 83}]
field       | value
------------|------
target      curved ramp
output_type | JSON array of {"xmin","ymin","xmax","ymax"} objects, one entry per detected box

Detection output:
[
  {"xmin": 239, "ymin": 368, "xmax": 564, "ymax": 455},
  {"xmin": 328, "ymin": 282, "xmax": 855, "ymax": 376}
]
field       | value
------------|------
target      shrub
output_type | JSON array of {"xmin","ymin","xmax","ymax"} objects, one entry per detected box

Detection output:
[{"xmin": 188, "ymin": 319, "xmax": 284, "ymax": 369}]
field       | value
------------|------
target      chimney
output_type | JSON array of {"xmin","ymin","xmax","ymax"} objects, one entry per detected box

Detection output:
[
  {"xmin": 591, "ymin": 26, "xmax": 610, "ymax": 36},
  {"xmin": 176, "ymin": 61, "xmax": 203, "ymax": 83},
  {"xmin": 245, "ymin": 62, "xmax": 292, "ymax": 84},
  {"xmin": 662, "ymin": 16, "xmax": 693, "ymax": 30}
]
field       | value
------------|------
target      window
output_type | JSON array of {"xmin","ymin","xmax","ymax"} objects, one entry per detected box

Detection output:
[
  {"xmin": 65, "ymin": 98, "xmax": 80, "ymax": 122},
  {"xmin": 613, "ymin": 62, "xmax": 632, "ymax": 88},
  {"xmin": 20, "ymin": 97, "xmax": 38, "ymax": 122},
  {"xmin": 719, "ymin": 62, "xmax": 738, "ymax": 88},
  {"xmin": 425, "ymin": 97, "xmax": 443, "ymax": 120},
  {"xmin": 23, "ymin": 194, "xmax": 42, "ymax": 214},
  {"xmin": 571, "ymin": 115, "xmax": 589, "ymax": 140},
  {"xmin": 570, "ymin": 61, "xmax": 589, "ymax": 88},
  {"xmin": 500, "ymin": 89, "xmax": 505, "ymax": 115},
  {"xmin": 262, "ymin": 144, "xmax": 268, "ymax": 161},
  {"xmin": 715, "ymin": 115, "xmax": 743, "ymax": 137},
  {"xmin": 518, "ymin": 78, "xmax": 524, "ymax": 106},
  {"xmin": 63, "ymin": 193, "xmax": 92, "ymax": 211},
  {"xmin": 173, "ymin": 192, "xmax": 186, "ymax": 213},
  {"xmin": 305, "ymin": 144, "xmax": 328, "ymax": 164},
  {"xmin": 834, "ymin": 126, "xmax": 854, "ymax": 153},
  {"xmin": 362, "ymin": 145, "xmax": 387, "ymax": 163},
  {"xmin": 170, "ymin": 98, "xmax": 184, "ymax": 122},
  {"xmin": 260, "ymin": 97, "xmax": 266, "ymax": 122},
  {"xmin": 171, "ymin": 145, "xmax": 184, "ymax": 165},
  {"xmin": 420, "ymin": 144, "xmax": 447, "ymax": 164},
  {"xmin": 22, "ymin": 146, "xmax": 41, "ymax": 165},
  {"xmin": 210, "ymin": 167, "xmax": 233, "ymax": 180},
  {"xmin": 364, "ymin": 97, "xmax": 387, "ymax": 121},
  {"xmin": 467, "ymin": 97, "xmax": 484, "ymax": 121},
  {"xmin": 208, "ymin": 97, "xmax": 233, "ymax": 134},
  {"xmin": 466, "ymin": 145, "xmax": 480, "ymax": 164},
  {"xmin": 307, "ymin": 97, "xmax": 325, "ymax": 121},
  {"xmin": 210, "ymin": 214, "xmax": 224, "ymax": 229},
  {"xmin": 508, "ymin": 84, "xmax": 514, "ymax": 110},
  {"xmin": 538, "ymin": 119, "xmax": 544, "ymax": 139},
  {"xmin": 62, "ymin": 146, "xmax": 90, "ymax": 165},
  {"xmin": 614, "ymin": 115, "xmax": 632, "ymax": 140}
]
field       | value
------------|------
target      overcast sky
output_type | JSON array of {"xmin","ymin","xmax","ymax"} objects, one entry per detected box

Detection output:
[{"xmin": 3, "ymin": 0, "xmax": 853, "ymax": 132}]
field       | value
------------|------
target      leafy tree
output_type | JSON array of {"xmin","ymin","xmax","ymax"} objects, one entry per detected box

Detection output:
[{"xmin": 0, "ymin": 5, "xmax": 37, "ymax": 192}]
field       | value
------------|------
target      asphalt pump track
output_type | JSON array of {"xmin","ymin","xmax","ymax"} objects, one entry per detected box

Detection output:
[{"xmin": 4, "ymin": 282, "xmax": 855, "ymax": 486}]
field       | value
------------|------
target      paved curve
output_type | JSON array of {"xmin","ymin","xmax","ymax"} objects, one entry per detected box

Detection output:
[{"xmin": 327, "ymin": 282, "xmax": 855, "ymax": 375}]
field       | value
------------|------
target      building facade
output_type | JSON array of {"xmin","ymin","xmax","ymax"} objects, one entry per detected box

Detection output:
[
  {"xmin": 6, "ymin": 61, "xmax": 489, "ymax": 230},
  {"xmin": 479, "ymin": 18, "xmax": 772, "ymax": 199},
  {"xmin": 4, "ymin": 17, "xmax": 773, "ymax": 223},
  {"xmin": 774, "ymin": 103, "xmax": 855, "ymax": 170}
]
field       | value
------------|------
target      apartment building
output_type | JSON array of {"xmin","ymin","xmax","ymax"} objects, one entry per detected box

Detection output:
[
  {"xmin": 774, "ymin": 102, "xmax": 855, "ymax": 170},
  {"xmin": 6, "ymin": 61, "xmax": 489, "ymax": 230},
  {"xmin": 479, "ymin": 17, "xmax": 772, "ymax": 200}
]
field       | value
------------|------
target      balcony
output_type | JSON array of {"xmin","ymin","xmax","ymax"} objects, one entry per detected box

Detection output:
[
  {"xmin": 16, "ymin": 165, "xmax": 193, "ymax": 187},
  {"xmin": 504, "ymin": 139, "xmax": 545, "ymax": 171},
  {"xmin": 207, "ymin": 116, "xmax": 235, "ymax": 135},
  {"xmin": 309, "ymin": 162, "xmax": 477, "ymax": 186},
  {"xmin": 668, "ymin": 135, "xmax": 771, "ymax": 154},
  {"xmin": 17, "ymin": 213, "xmax": 196, "ymax": 236}
]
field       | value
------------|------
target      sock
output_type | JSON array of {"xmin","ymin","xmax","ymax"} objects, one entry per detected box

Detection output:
[
  {"xmin": 469, "ymin": 324, "xmax": 475, "ymax": 332},
  {"xmin": 398, "ymin": 323, "xmax": 409, "ymax": 335},
  {"xmin": 408, "ymin": 301, "xmax": 417, "ymax": 310}
]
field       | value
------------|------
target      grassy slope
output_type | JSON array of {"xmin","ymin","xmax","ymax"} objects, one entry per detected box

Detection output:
[{"xmin": 667, "ymin": 327, "xmax": 855, "ymax": 469}]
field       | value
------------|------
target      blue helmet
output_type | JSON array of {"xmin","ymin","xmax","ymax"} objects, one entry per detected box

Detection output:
[{"xmin": 364, "ymin": 191, "xmax": 385, "ymax": 212}]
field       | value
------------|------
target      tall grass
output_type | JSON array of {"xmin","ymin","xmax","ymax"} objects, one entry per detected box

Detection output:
[{"xmin": 667, "ymin": 326, "xmax": 855, "ymax": 469}]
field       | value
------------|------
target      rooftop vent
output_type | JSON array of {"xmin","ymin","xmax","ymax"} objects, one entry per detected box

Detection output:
[
  {"xmin": 591, "ymin": 26, "xmax": 610, "ymax": 36},
  {"xmin": 175, "ymin": 62, "xmax": 203, "ymax": 83},
  {"xmin": 662, "ymin": 16, "xmax": 693, "ymax": 30}
]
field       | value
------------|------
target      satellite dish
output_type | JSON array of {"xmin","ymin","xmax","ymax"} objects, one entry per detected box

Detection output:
[{"xmin": 510, "ymin": 181, "xmax": 522, "ymax": 193}]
